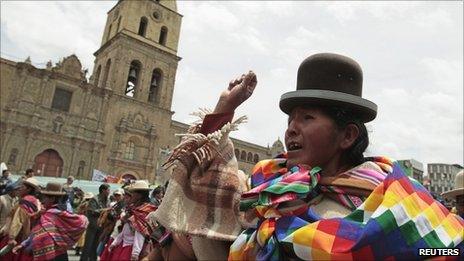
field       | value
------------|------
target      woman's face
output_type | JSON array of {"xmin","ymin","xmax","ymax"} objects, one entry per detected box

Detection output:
[
  {"xmin": 124, "ymin": 192, "xmax": 132, "ymax": 204},
  {"xmin": 456, "ymin": 195, "xmax": 464, "ymax": 215},
  {"xmin": 40, "ymin": 195, "xmax": 55, "ymax": 207},
  {"xmin": 285, "ymin": 107, "xmax": 345, "ymax": 170},
  {"xmin": 130, "ymin": 191, "xmax": 142, "ymax": 204},
  {"xmin": 18, "ymin": 183, "xmax": 31, "ymax": 197}
]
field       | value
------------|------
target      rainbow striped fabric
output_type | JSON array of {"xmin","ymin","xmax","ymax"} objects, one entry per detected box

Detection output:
[{"xmin": 229, "ymin": 156, "xmax": 464, "ymax": 260}]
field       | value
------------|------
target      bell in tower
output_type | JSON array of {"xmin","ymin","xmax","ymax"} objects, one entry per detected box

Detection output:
[
  {"xmin": 128, "ymin": 67, "xmax": 137, "ymax": 82},
  {"xmin": 91, "ymin": 0, "xmax": 181, "ymax": 108},
  {"xmin": 148, "ymin": 69, "xmax": 161, "ymax": 103}
]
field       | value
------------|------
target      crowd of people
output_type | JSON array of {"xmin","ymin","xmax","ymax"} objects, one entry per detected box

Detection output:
[
  {"xmin": 0, "ymin": 53, "xmax": 462, "ymax": 260},
  {"xmin": 0, "ymin": 168, "xmax": 168, "ymax": 261}
]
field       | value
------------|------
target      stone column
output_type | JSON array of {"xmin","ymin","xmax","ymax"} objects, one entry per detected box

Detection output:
[
  {"xmin": 21, "ymin": 129, "xmax": 37, "ymax": 169},
  {"xmin": 69, "ymin": 140, "xmax": 81, "ymax": 177},
  {"xmin": 146, "ymin": 125, "xmax": 157, "ymax": 182},
  {"xmin": 38, "ymin": 75, "xmax": 51, "ymax": 107}
]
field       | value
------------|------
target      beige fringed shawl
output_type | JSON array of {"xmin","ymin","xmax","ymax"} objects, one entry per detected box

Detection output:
[{"xmin": 153, "ymin": 110, "xmax": 248, "ymax": 241}]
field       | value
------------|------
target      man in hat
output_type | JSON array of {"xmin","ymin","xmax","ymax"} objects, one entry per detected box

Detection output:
[
  {"xmin": 12, "ymin": 182, "xmax": 88, "ymax": 260},
  {"xmin": 0, "ymin": 177, "xmax": 41, "ymax": 260},
  {"xmin": 102, "ymin": 181, "xmax": 156, "ymax": 261},
  {"xmin": 154, "ymin": 53, "xmax": 464, "ymax": 260},
  {"xmin": 0, "ymin": 182, "xmax": 19, "ymax": 231},
  {"xmin": 81, "ymin": 183, "xmax": 110, "ymax": 261},
  {"xmin": 96, "ymin": 188, "xmax": 125, "ymax": 257},
  {"xmin": 442, "ymin": 170, "xmax": 464, "ymax": 218},
  {"xmin": 74, "ymin": 192, "xmax": 94, "ymax": 256}
]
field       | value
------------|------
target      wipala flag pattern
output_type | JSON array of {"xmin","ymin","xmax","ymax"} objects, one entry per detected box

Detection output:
[{"xmin": 229, "ymin": 156, "xmax": 464, "ymax": 260}]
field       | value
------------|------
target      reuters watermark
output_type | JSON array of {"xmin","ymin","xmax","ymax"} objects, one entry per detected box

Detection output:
[{"xmin": 418, "ymin": 248, "xmax": 460, "ymax": 257}]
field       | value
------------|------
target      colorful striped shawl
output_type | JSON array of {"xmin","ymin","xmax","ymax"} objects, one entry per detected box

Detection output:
[
  {"xmin": 31, "ymin": 206, "xmax": 88, "ymax": 261},
  {"xmin": 19, "ymin": 195, "xmax": 40, "ymax": 215},
  {"xmin": 128, "ymin": 202, "xmax": 157, "ymax": 237},
  {"xmin": 229, "ymin": 156, "xmax": 464, "ymax": 260}
]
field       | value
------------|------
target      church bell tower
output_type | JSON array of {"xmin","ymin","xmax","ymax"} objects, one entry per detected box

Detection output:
[
  {"xmin": 91, "ymin": 0, "xmax": 182, "ymax": 111},
  {"xmin": 90, "ymin": 0, "xmax": 183, "ymax": 182}
]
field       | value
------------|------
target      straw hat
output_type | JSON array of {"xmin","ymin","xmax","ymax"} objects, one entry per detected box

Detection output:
[
  {"xmin": 83, "ymin": 192, "xmax": 94, "ymax": 200},
  {"xmin": 442, "ymin": 170, "xmax": 464, "ymax": 199},
  {"xmin": 23, "ymin": 177, "xmax": 40, "ymax": 191},
  {"xmin": 41, "ymin": 182, "xmax": 66, "ymax": 196},
  {"xmin": 113, "ymin": 188, "xmax": 125, "ymax": 195},
  {"xmin": 128, "ymin": 180, "xmax": 151, "ymax": 191}
]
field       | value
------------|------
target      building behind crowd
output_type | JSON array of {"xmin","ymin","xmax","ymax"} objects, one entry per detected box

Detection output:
[
  {"xmin": 0, "ymin": 0, "xmax": 284, "ymax": 185},
  {"xmin": 398, "ymin": 159, "xmax": 424, "ymax": 184},
  {"xmin": 427, "ymin": 163, "xmax": 464, "ymax": 195}
]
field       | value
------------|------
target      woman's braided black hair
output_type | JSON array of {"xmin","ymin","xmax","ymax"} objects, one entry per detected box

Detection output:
[{"xmin": 320, "ymin": 106, "xmax": 369, "ymax": 167}]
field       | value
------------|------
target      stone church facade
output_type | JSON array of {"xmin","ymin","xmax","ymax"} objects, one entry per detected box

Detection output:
[{"xmin": 0, "ymin": 0, "xmax": 284, "ymax": 184}]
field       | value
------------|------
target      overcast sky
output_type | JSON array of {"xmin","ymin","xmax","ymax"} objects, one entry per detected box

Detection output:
[{"xmin": 1, "ymin": 1, "xmax": 462, "ymax": 168}]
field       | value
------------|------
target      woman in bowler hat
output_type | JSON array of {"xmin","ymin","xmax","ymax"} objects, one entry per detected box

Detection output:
[{"xmin": 154, "ymin": 53, "xmax": 464, "ymax": 260}]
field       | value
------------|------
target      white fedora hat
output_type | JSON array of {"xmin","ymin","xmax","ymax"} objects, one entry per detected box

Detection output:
[
  {"xmin": 442, "ymin": 170, "xmax": 464, "ymax": 199},
  {"xmin": 128, "ymin": 180, "xmax": 151, "ymax": 191},
  {"xmin": 83, "ymin": 192, "xmax": 94, "ymax": 200},
  {"xmin": 113, "ymin": 188, "xmax": 125, "ymax": 195},
  {"xmin": 23, "ymin": 177, "xmax": 40, "ymax": 191}
]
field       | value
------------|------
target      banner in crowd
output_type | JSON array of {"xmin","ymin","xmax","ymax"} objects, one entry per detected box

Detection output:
[
  {"xmin": 105, "ymin": 175, "xmax": 120, "ymax": 183},
  {"xmin": 92, "ymin": 169, "xmax": 122, "ymax": 184},
  {"xmin": 91, "ymin": 169, "xmax": 107, "ymax": 182},
  {"xmin": 0, "ymin": 162, "xmax": 7, "ymax": 174}
]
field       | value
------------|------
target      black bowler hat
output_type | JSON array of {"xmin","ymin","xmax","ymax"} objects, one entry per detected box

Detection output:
[{"xmin": 279, "ymin": 53, "xmax": 377, "ymax": 122}]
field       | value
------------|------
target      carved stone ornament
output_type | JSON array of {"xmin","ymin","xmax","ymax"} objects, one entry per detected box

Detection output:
[
  {"xmin": 53, "ymin": 55, "xmax": 85, "ymax": 80},
  {"xmin": 52, "ymin": 116, "xmax": 64, "ymax": 134},
  {"xmin": 118, "ymin": 112, "xmax": 155, "ymax": 135}
]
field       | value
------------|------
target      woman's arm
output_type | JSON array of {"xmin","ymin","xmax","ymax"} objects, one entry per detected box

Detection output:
[
  {"xmin": 109, "ymin": 223, "xmax": 125, "ymax": 250},
  {"xmin": 131, "ymin": 230, "xmax": 145, "ymax": 260},
  {"xmin": 8, "ymin": 207, "xmax": 27, "ymax": 241}
]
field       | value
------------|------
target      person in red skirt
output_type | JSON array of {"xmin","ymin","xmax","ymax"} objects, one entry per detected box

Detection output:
[
  {"xmin": 0, "ymin": 177, "xmax": 41, "ymax": 261},
  {"xmin": 99, "ymin": 189, "xmax": 131, "ymax": 260},
  {"xmin": 101, "ymin": 181, "xmax": 156, "ymax": 261}
]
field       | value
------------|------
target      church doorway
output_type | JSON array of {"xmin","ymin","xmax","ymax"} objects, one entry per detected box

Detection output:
[
  {"xmin": 33, "ymin": 149, "xmax": 64, "ymax": 177},
  {"xmin": 121, "ymin": 173, "xmax": 137, "ymax": 181}
]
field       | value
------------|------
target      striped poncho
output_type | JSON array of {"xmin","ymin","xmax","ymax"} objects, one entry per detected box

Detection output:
[
  {"xmin": 229, "ymin": 156, "xmax": 464, "ymax": 260},
  {"xmin": 31, "ymin": 206, "xmax": 88, "ymax": 260}
]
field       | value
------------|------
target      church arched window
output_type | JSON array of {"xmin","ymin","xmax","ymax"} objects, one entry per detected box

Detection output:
[
  {"xmin": 94, "ymin": 65, "xmax": 102, "ymax": 87},
  {"xmin": 159, "ymin": 26, "xmax": 168, "ymax": 45},
  {"xmin": 253, "ymin": 154, "xmax": 259, "ymax": 163},
  {"xmin": 107, "ymin": 23, "xmax": 113, "ymax": 41},
  {"xmin": 77, "ymin": 160, "xmax": 86, "ymax": 178},
  {"xmin": 234, "ymin": 149, "xmax": 240, "ymax": 159},
  {"xmin": 138, "ymin": 17, "xmax": 148, "ymax": 37},
  {"xmin": 124, "ymin": 141, "xmax": 136, "ymax": 160},
  {"xmin": 240, "ymin": 151, "xmax": 246, "ymax": 161},
  {"xmin": 247, "ymin": 152, "xmax": 253, "ymax": 162},
  {"xmin": 125, "ymin": 60, "xmax": 141, "ymax": 97},
  {"xmin": 148, "ymin": 69, "xmax": 162, "ymax": 104},
  {"xmin": 116, "ymin": 16, "xmax": 122, "ymax": 33},
  {"xmin": 102, "ymin": 59, "xmax": 111, "ymax": 88},
  {"xmin": 8, "ymin": 148, "xmax": 19, "ymax": 166}
]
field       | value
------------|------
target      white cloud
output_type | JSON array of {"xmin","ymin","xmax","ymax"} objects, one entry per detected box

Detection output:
[{"xmin": 0, "ymin": 1, "xmax": 112, "ymax": 71}]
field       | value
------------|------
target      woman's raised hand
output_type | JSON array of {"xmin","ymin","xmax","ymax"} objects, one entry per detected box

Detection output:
[{"xmin": 213, "ymin": 71, "xmax": 257, "ymax": 114}]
